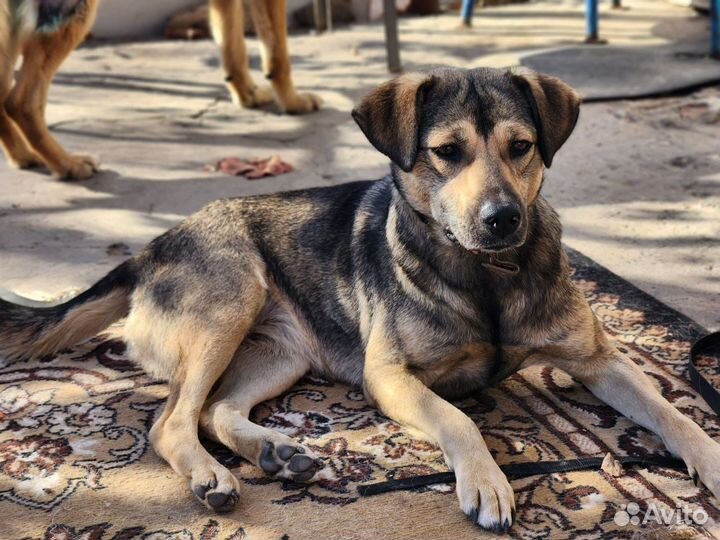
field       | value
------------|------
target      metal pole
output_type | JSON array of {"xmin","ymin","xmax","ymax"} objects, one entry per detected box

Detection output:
[
  {"xmin": 383, "ymin": 0, "xmax": 402, "ymax": 73},
  {"xmin": 313, "ymin": 0, "xmax": 322, "ymax": 32},
  {"xmin": 460, "ymin": 0, "xmax": 475, "ymax": 28},
  {"xmin": 585, "ymin": 0, "xmax": 599, "ymax": 43},
  {"xmin": 325, "ymin": 0, "xmax": 333, "ymax": 32},
  {"xmin": 712, "ymin": 0, "xmax": 720, "ymax": 59}
]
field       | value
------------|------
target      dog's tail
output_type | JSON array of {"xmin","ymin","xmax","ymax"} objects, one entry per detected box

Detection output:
[{"xmin": 0, "ymin": 260, "xmax": 138, "ymax": 362}]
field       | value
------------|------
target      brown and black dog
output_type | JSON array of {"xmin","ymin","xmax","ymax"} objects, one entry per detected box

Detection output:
[
  {"xmin": 0, "ymin": 0, "xmax": 320, "ymax": 180},
  {"xmin": 1, "ymin": 67, "xmax": 718, "ymax": 531}
]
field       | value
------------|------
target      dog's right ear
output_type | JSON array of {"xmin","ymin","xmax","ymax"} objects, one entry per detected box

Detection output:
[{"xmin": 352, "ymin": 73, "xmax": 433, "ymax": 172}]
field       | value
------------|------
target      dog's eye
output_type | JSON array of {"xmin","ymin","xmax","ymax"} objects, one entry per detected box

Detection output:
[
  {"xmin": 432, "ymin": 144, "xmax": 461, "ymax": 160},
  {"xmin": 510, "ymin": 140, "xmax": 533, "ymax": 158}
]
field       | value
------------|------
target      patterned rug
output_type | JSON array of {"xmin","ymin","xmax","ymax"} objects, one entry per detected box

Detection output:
[{"xmin": 2, "ymin": 248, "xmax": 719, "ymax": 540}]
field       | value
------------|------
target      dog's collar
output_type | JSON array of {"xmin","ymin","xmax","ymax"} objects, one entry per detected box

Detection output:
[{"xmin": 476, "ymin": 252, "xmax": 520, "ymax": 277}]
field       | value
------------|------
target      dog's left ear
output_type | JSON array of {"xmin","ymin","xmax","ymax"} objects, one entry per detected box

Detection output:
[
  {"xmin": 352, "ymin": 73, "xmax": 434, "ymax": 172},
  {"xmin": 512, "ymin": 69, "xmax": 581, "ymax": 168}
]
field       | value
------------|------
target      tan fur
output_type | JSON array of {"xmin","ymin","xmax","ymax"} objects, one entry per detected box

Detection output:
[
  {"xmin": 134, "ymin": 271, "xmax": 268, "ymax": 511},
  {"xmin": 0, "ymin": 289, "xmax": 128, "ymax": 362},
  {"xmin": 3, "ymin": 0, "xmax": 99, "ymax": 179},
  {"xmin": 363, "ymin": 308, "xmax": 515, "ymax": 529}
]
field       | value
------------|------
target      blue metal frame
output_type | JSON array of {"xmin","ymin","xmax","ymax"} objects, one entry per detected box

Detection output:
[
  {"xmin": 459, "ymin": 0, "xmax": 717, "ymax": 58},
  {"xmin": 461, "ymin": 0, "xmax": 475, "ymax": 27},
  {"xmin": 712, "ymin": 0, "xmax": 720, "ymax": 59},
  {"xmin": 585, "ymin": 0, "xmax": 599, "ymax": 42}
]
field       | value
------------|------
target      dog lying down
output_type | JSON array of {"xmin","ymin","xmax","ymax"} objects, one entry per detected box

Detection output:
[{"xmin": 1, "ymin": 67, "xmax": 718, "ymax": 532}]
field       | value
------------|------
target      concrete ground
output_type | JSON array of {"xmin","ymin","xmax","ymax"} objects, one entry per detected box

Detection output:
[{"xmin": 1, "ymin": 0, "xmax": 719, "ymax": 330}]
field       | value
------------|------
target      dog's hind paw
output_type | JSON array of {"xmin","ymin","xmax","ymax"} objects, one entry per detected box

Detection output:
[
  {"xmin": 259, "ymin": 440, "xmax": 322, "ymax": 482},
  {"xmin": 190, "ymin": 465, "xmax": 241, "ymax": 514}
]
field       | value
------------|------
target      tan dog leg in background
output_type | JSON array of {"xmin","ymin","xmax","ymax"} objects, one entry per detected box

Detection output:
[
  {"xmin": 0, "ymin": 14, "xmax": 41, "ymax": 169},
  {"xmin": 363, "ymin": 311, "xmax": 516, "ymax": 531},
  {"xmin": 6, "ymin": 1, "xmax": 99, "ymax": 180},
  {"xmin": 247, "ymin": 0, "xmax": 320, "ymax": 113},
  {"xmin": 209, "ymin": 0, "xmax": 275, "ymax": 109}
]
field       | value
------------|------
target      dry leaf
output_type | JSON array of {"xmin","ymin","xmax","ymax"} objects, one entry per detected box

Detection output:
[
  {"xmin": 601, "ymin": 453, "xmax": 625, "ymax": 477},
  {"xmin": 210, "ymin": 155, "xmax": 294, "ymax": 179}
]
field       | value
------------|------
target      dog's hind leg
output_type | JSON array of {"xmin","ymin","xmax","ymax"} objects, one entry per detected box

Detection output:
[
  {"xmin": 6, "ymin": 0, "xmax": 98, "ymax": 180},
  {"xmin": 200, "ymin": 305, "xmax": 323, "ymax": 482},
  {"xmin": 247, "ymin": 0, "xmax": 320, "ymax": 114},
  {"xmin": 131, "ymin": 279, "xmax": 268, "ymax": 513},
  {"xmin": 0, "ymin": 16, "xmax": 40, "ymax": 169},
  {"xmin": 208, "ymin": 0, "xmax": 274, "ymax": 109}
]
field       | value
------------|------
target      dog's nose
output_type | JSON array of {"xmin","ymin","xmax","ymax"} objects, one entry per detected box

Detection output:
[{"xmin": 481, "ymin": 203, "xmax": 522, "ymax": 238}]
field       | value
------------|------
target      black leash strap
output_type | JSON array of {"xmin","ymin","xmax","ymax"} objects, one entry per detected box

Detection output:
[
  {"xmin": 358, "ymin": 456, "xmax": 685, "ymax": 497},
  {"xmin": 358, "ymin": 332, "xmax": 720, "ymax": 497},
  {"xmin": 688, "ymin": 331, "xmax": 720, "ymax": 416}
]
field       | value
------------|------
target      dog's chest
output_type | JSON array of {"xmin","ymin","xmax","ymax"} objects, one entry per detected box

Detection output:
[{"xmin": 395, "ymin": 282, "xmax": 547, "ymax": 396}]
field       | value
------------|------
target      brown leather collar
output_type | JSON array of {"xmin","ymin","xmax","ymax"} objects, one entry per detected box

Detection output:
[{"xmin": 475, "ymin": 251, "xmax": 520, "ymax": 277}]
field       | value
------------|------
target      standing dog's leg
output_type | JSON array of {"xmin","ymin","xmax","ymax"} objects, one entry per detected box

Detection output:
[
  {"xmin": 247, "ymin": 0, "xmax": 320, "ymax": 113},
  {"xmin": 363, "ymin": 314, "xmax": 515, "ymax": 532},
  {"xmin": 6, "ymin": 1, "xmax": 98, "ymax": 180},
  {"xmin": 200, "ymin": 332, "xmax": 322, "ymax": 482},
  {"xmin": 0, "ymin": 16, "xmax": 41, "ymax": 169},
  {"xmin": 538, "ymin": 299, "xmax": 720, "ymax": 499},
  {"xmin": 208, "ymin": 0, "xmax": 274, "ymax": 109}
]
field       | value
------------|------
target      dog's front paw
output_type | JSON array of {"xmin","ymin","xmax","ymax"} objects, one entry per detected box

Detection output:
[
  {"xmin": 685, "ymin": 439, "xmax": 720, "ymax": 499},
  {"xmin": 455, "ymin": 457, "xmax": 515, "ymax": 532},
  {"xmin": 279, "ymin": 92, "xmax": 321, "ymax": 114},
  {"xmin": 57, "ymin": 155, "xmax": 98, "ymax": 181}
]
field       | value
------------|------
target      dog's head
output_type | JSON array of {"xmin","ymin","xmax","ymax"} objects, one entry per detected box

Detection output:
[{"xmin": 352, "ymin": 67, "xmax": 580, "ymax": 252}]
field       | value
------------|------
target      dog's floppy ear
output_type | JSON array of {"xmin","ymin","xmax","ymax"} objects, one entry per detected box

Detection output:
[
  {"xmin": 352, "ymin": 73, "xmax": 433, "ymax": 172},
  {"xmin": 512, "ymin": 68, "xmax": 581, "ymax": 168}
]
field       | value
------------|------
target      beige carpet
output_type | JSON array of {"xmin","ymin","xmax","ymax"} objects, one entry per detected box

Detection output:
[{"xmin": 2, "ymin": 250, "xmax": 719, "ymax": 539}]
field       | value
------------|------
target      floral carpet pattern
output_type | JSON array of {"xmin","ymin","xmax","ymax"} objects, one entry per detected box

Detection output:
[{"xmin": 1, "ymin": 249, "xmax": 719, "ymax": 540}]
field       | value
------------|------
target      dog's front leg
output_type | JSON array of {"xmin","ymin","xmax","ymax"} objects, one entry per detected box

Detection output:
[
  {"xmin": 364, "ymin": 323, "xmax": 515, "ymax": 532},
  {"xmin": 545, "ymin": 314, "xmax": 720, "ymax": 500}
]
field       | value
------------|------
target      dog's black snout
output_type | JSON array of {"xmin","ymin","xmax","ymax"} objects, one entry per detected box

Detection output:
[{"xmin": 481, "ymin": 203, "xmax": 522, "ymax": 238}]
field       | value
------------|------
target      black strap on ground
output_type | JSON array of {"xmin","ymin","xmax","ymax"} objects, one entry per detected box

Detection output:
[
  {"xmin": 358, "ymin": 331, "xmax": 720, "ymax": 498},
  {"xmin": 688, "ymin": 331, "xmax": 720, "ymax": 416}
]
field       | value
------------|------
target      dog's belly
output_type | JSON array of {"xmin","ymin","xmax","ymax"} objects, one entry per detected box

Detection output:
[{"xmin": 244, "ymin": 291, "xmax": 365, "ymax": 387}]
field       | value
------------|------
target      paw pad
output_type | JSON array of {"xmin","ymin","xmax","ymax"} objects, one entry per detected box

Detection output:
[{"xmin": 259, "ymin": 441, "xmax": 321, "ymax": 482}]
